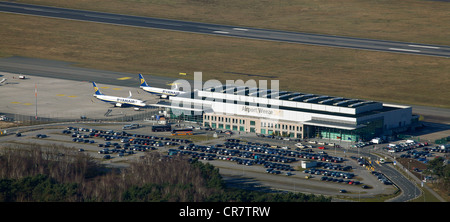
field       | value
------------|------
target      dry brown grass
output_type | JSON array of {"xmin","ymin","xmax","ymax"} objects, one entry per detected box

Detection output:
[
  {"xmin": 1, "ymin": 13, "xmax": 449, "ymax": 108},
  {"xmin": 17, "ymin": 0, "xmax": 450, "ymax": 45}
]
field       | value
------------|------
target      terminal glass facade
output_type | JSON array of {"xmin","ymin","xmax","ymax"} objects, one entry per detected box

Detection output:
[
  {"xmin": 169, "ymin": 109, "xmax": 203, "ymax": 123},
  {"xmin": 308, "ymin": 118, "xmax": 384, "ymax": 142}
]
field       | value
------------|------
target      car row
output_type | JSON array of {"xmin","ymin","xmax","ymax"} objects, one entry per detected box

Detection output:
[
  {"xmin": 35, "ymin": 134, "xmax": 48, "ymax": 138},
  {"xmin": 219, "ymin": 156, "xmax": 256, "ymax": 166},
  {"xmin": 217, "ymin": 154, "xmax": 295, "ymax": 172},
  {"xmin": 320, "ymin": 176, "xmax": 361, "ymax": 185},
  {"xmin": 72, "ymin": 138, "xmax": 95, "ymax": 144},
  {"xmin": 171, "ymin": 142, "xmax": 298, "ymax": 173},
  {"xmin": 427, "ymin": 146, "xmax": 450, "ymax": 153},
  {"xmin": 63, "ymin": 126, "xmax": 188, "ymax": 158},
  {"xmin": 353, "ymin": 156, "xmax": 373, "ymax": 167},
  {"xmin": 265, "ymin": 168, "xmax": 293, "ymax": 176},
  {"xmin": 98, "ymin": 147, "xmax": 136, "ymax": 156},
  {"xmin": 304, "ymin": 168, "xmax": 355, "ymax": 179},
  {"xmin": 371, "ymin": 171, "xmax": 393, "ymax": 185},
  {"xmin": 179, "ymin": 143, "xmax": 297, "ymax": 164},
  {"xmin": 400, "ymin": 149, "xmax": 433, "ymax": 160},
  {"xmin": 224, "ymin": 140, "xmax": 344, "ymax": 163},
  {"xmin": 384, "ymin": 140, "xmax": 430, "ymax": 153},
  {"xmin": 319, "ymin": 162, "xmax": 352, "ymax": 171}
]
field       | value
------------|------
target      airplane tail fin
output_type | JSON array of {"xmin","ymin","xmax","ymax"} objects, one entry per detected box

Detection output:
[
  {"xmin": 172, "ymin": 83, "xmax": 179, "ymax": 90},
  {"xmin": 139, "ymin": 73, "xmax": 149, "ymax": 87},
  {"xmin": 92, "ymin": 82, "xmax": 104, "ymax": 95},
  {"xmin": 128, "ymin": 91, "xmax": 132, "ymax": 98}
]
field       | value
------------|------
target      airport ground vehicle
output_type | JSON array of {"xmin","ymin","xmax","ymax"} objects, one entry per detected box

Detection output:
[
  {"xmin": 171, "ymin": 129, "xmax": 193, "ymax": 136},
  {"xmin": 123, "ymin": 124, "xmax": 140, "ymax": 130},
  {"xmin": 152, "ymin": 125, "xmax": 171, "ymax": 132}
]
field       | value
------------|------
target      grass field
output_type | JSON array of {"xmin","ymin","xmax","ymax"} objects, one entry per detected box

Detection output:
[
  {"xmin": 1, "ymin": 13, "xmax": 449, "ymax": 108},
  {"xmin": 16, "ymin": 0, "xmax": 450, "ymax": 45}
]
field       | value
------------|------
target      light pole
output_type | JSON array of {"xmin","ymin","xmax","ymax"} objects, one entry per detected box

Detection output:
[{"xmin": 35, "ymin": 83, "xmax": 38, "ymax": 120}]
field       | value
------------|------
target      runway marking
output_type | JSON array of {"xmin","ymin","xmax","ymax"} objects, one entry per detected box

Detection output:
[
  {"xmin": 56, "ymin": 94, "xmax": 78, "ymax": 97},
  {"xmin": 112, "ymin": 88, "xmax": 121, "ymax": 90},
  {"xmin": 145, "ymin": 21, "xmax": 182, "ymax": 26},
  {"xmin": 117, "ymin": 77, "xmax": 132, "ymax": 80},
  {"xmin": 408, "ymin": 45, "xmax": 440, "ymax": 49},
  {"xmin": 389, "ymin": 48, "xmax": 421, "ymax": 53},
  {"xmin": 100, "ymin": 86, "xmax": 110, "ymax": 89},
  {"xmin": 10, "ymin": 102, "xmax": 20, "ymax": 104},
  {"xmin": 213, "ymin": 31, "xmax": 229, "ymax": 34},
  {"xmin": 233, "ymin": 28, "xmax": 248, "ymax": 31}
]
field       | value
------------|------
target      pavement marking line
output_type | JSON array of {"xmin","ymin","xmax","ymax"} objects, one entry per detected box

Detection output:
[
  {"xmin": 145, "ymin": 21, "xmax": 182, "ymax": 26},
  {"xmin": 213, "ymin": 31, "xmax": 229, "ymax": 34},
  {"xmin": 10, "ymin": 101, "xmax": 21, "ymax": 104},
  {"xmin": 100, "ymin": 87, "xmax": 110, "ymax": 89},
  {"xmin": 56, "ymin": 94, "xmax": 66, "ymax": 96},
  {"xmin": 67, "ymin": 95, "xmax": 77, "ymax": 98},
  {"xmin": 233, "ymin": 28, "xmax": 248, "ymax": 31},
  {"xmin": 408, "ymin": 45, "xmax": 440, "ymax": 49},
  {"xmin": 117, "ymin": 77, "xmax": 132, "ymax": 80},
  {"xmin": 112, "ymin": 88, "xmax": 121, "ymax": 90},
  {"xmin": 389, "ymin": 48, "xmax": 421, "ymax": 53}
]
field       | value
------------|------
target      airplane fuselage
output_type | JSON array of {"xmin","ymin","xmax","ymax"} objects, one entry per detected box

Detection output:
[
  {"xmin": 140, "ymin": 86, "xmax": 184, "ymax": 96},
  {"xmin": 138, "ymin": 73, "xmax": 187, "ymax": 98},
  {"xmin": 93, "ymin": 94, "xmax": 146, "ymax": 107}
]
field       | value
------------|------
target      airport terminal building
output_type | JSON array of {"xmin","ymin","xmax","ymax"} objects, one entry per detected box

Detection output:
[{"xmin": 163, "ymin": 85, "xmax": 414, "ymax": 142}]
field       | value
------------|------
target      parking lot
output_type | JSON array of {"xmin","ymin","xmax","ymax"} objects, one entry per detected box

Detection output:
[{"xmin": 0, "ymin": 122, "xmax": 400, "ymax": 199}]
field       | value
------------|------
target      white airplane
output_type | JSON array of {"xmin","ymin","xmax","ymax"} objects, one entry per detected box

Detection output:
[
  {"xmin": 0, "ymin": 78, "xmax": 6, "ymax": 85},
  {"xmin": 139, "ymin": 73, "xmax": 186, "ymax": 99},
  {"xmin": 92, "ymin": 82, "xmax": 146, "ymax": 107}
]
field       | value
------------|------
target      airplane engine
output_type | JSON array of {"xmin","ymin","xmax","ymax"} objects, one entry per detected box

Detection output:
[
  {"xmin": 160, "ymin": 95, "xmax": 168, "ymax": 99},
  {"xmin": 115, "ymin": 103, "xmax": 122, "ymax": 107}
]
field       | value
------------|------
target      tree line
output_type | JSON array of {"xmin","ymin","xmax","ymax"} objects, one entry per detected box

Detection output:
[
  {"xmin": 0, "ymin": 143, "xmax": 331, "ymax": 202},
  {"xmin": 425, "ymin": 157, "xmax": 450, "ymax": 195}
]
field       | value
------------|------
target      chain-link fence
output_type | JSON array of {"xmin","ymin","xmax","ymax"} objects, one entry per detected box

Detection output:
[{"xmin": 0, "ymin": 106, "xmax": 163, "ymax": 126}]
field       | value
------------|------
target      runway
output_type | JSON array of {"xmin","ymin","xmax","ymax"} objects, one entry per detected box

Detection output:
[
  {"xmin": 1, "ymin": 1, "xmax": 449, "ymax": 58},
  {"xmin": 1, "ymin": 56, "xmax": 450, "ymax": 124}
]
